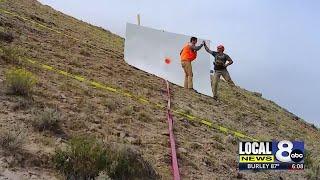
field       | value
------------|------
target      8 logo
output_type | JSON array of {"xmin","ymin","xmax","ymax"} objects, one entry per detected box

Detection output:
[{"xmin": 275, "ymin": 140, "xmax": 304, "ymax": 163}]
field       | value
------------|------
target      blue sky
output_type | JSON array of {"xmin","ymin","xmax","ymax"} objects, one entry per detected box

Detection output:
[{"xmin": 38, "ymin": 0, "xmax": 320, "ymax": 127}]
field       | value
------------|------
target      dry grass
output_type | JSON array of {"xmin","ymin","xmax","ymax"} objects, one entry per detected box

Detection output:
[
  {"xmin": 5, "ymin": 68, "xmax": 37, "ymax": 96},
  {"xmin": 0, "ymin": 46, "xmax": 20, "ymax": 64},
  {"xmin": 138, "ymin": 112, "xmax": 152, "ymax": 122},
  {"xmin": 106, "ymin": 145, "xmax": 159, "ymax": 180},
  {"xmin": 0, "ymin": 129, "xmax": 24, "ymax": 151},
  {"xmin": 103, "ymin": 98, "xmax": 118, "ymax": 112},
  {"xmin": 306, "ymin": 154, "xmax": 320, "ymax": 180},
  {"xmin": 79, "ymin": 48, "xmax": 91, "ymax": 57},
  {"xmin": 1, "ymin": 0, "xmax": 319, "ymax": 179},
  {"xmin": 121, "ymin": 106, "xmax": 134, "ymax": 116},
  {"xmin": 32, "ymin": 107, "xmax": 61, "ymax": 132},
  {"xmin": 0, "ymin": 31, "xmax": 14, "ymax": 43},
  {"xmin": 53, "ymin": 136, "xmax": 108, "ymax": 179}
]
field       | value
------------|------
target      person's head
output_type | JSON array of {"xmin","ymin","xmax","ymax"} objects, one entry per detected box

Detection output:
[
  {"xmin": 190, "ymin": 37, "xmax": 197, "ymax": 45},
  {"xmin": 217, "ymin": 45, "xmax": 225, "ymax": 53}
]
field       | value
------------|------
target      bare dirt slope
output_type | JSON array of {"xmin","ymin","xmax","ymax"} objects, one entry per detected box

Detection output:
[{"xmin": 0, "ymin": 0, "xmax": 319, "ymax": 179}]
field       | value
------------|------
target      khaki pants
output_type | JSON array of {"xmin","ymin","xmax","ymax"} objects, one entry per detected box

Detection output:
[
  {"xmin": 181, "ymin": 60, "xmax": 193, "ymax": 89},
  {"xmin": 211, "ymin": 69, "xmax": 234, "ymax": 97}
]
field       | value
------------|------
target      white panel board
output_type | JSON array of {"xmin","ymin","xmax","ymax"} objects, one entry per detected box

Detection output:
[{"xmin": 124, "ymin": 23, "xmax": 213, "ymax": 97}]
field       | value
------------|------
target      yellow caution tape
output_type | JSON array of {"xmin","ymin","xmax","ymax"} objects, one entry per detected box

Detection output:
[
  {"xmin": 73, "ymin": 75, "xmax": 85, "ymax": 82},
  {"xmin": 90, "ymin": 81, "xmax": 106, "ymax": 89},
  {"xmin": 234, "ymin": 131, "xmax": 246, "ymax": 138},
  {"xmin": 26, "ymin": 59, "xmax": 36, "ymax": 64},
  {"xmin": 201, "ymin": 120, "xmax": 212, "ymax": 127},
  {"xmin": 105, "ymin": 86, "xmax": 117, "ymax": 93},
  {"xmin": 123, "ymin": 92, "xmax": 133, "ymax": 97},
  {"xmin": 41, "ymin": 64, "xmax": 53, "ymax": 70},
  {"xmin": 219, "ymin": 126, "xmax": 229, "ymax": 133},
  {"xmin": 57, "ymin": 70, "xmax": 69, "ymax": 76},
  {"xmin": 155, "ymin": 103, "xmax": 165, "ymax": 109},
  {"xmin": 139, "ymin": 98, "xmax": 149, "ymax": 104},
  {"xmin": 0, "ymin": 7, "xmax": 259, "ymax": 141}
]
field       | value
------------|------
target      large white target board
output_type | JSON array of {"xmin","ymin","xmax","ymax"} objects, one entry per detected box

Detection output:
[{"xmin": 124, "ymin": 23, "xmax": 213, "ymax": 97}]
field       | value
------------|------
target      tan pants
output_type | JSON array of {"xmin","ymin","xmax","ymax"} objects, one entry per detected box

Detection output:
[
  {"xmin": 211, "ymin": 69, "xmax": 234, "ymax": 97},
  {"xmin": 181, "ymin": 60, "xmax": 193, "ymax": 89}
]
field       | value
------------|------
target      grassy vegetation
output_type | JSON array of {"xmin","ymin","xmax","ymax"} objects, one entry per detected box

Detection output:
[
  {"xmin": 0, "ymin": 129, "xmax": 24, "ymax": 151},
  {"xmin": 5, "ymin": 68, "xmax": 37, "ymax": 96},
  {"xmin": 121, "ymin": 106, "xmax": 134, "ymax": 116},
  {"xmin": 306, "ymin": 158, "xmax": 320, "ymax": 180},
  {"xmin": 79, "ymin": 48, "xmax": 91, "ymax": 57},
  {"xmin": 103, "ymin": 98, "xmax": 118, "ymax": 112},
  {"xmin": 0, "ymin": 31, "xmax": 14, "ymax": 43},
  {"xmin": 0, "ymin": 46, "xmax": 20, "ymax": 64},
  {"xmin": 32, "ymin": 107, "xmax": 61, "ymax": 132},
  {"xmin": 12, "ymin": 97, "xmax": 33, "ymax": 111},
  {"xmin": 1, "ymin": 0, "xmax": 320, "ymax": 179},
  {"xmin": 53, "ymin": 136, "xmax": 108, "ymax": 179},
  {"xmin": 53, "ymin": 137, "xmax": 158, "ymax": 179},
  {"xmin": 106, "ymin": 146, "xmax": 159, "ymax": 180},
  {"xmin": 138, "ymin": 112, "xmax": 152, "ymax": 122}
]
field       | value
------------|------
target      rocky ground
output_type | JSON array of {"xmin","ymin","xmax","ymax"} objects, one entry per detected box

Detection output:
[{"xmin": 0, "ymin": 0, "xmax": 319, "ymax": 179}]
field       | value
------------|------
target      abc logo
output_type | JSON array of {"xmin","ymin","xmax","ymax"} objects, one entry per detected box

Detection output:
[
  {"xmin": 290, "ymin": 149, "xmax": 304, "ymax": 162},
  {"xmin": 275, "ymin": 140, "xmax": 304, "ymax": 163}
]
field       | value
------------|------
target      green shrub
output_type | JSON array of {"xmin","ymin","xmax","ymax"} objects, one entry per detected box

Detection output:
[
  {"xmin": 5, "ymin": 68, "xmax": 37, "ymax": 96},
  {"xmin": 306, "ymin": 159, "xmax": 320, "ymax": 180},
  {"xmin": 103, "ymin": 99, "xmax": 118, "ymax": 112},
  {"xmin": 304, "ymin": 150, "xmax": 320, "ymax": 179},
  {"xmin": 0, "ymin": 31, "xmax": 14, "ymax": 43},
  {"xmin": 12, "ymin": 97, "xmax": 33, "ymax": 111},
  {"xmin": 0, "ymin": 129, "xmax": 24, "ymax": 151},
  {"xmin": 80, "ymin": 49, "xmax": 91, "ymax": 57},
  {"xmin": 107, "ymin": 146, "xmax": 159, "ymax": 180},
  {"xmin": 53, "ymin": 136, "xmax": 108, "ymax": 179},
  {"xmin": 32, "ymin": 107, "xmax": 61, "ymax": 131},
  {"xmin": 121, "ymin": 106, "xmax": 134, "ymax": 116},
  {"xmin": 138, "ymin": 112, "xmax": 151, "ymax": 122},
  {"xmin": 1, "ymin": 46, "xmax": 20, "ymax": 64},
  {"xmin": 304, "ymin": 150, "xmax": 313, "ymax": 169}
]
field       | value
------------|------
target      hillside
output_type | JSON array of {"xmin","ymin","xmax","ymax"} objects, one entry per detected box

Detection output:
[{"xmin": 0, "ymin": 0, "xmax": 319, "ymax": 179}]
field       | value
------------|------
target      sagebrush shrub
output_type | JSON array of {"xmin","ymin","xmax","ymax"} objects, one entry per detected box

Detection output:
[
  {"xmin": 107, "ymin": 146, "xmax": 159, "ymax": 180},
  {"xmin": 306, "ymin": 159, "xmax": 320, "ymax": 180},
  {"xmin": 32, "ymin": 107, "xmax": 61, "ymax": 131},
  {"xmin": 80, "ymin": 49, "xmax": 90, "ymax": 57},
  {"xmin": 1, "ymin": 46, "xmax": 20, "ymax": 64},
  {"xmin": 5, "ymin": 68, "xmax": 37, "ymax": 96},
  {"xmin": 0, "ymin": 31, "xmax": 14, "ymax": 43},
  {"xmin": 104, "ymin": 99, "xmax": 118, "ymax": 111},
  {"xmin": 121, "ymin": 106, "xmax": 134, "ymax": 116},
  {"xmin": 138, "ymin": 112, "xmax": 151, "ymax": 122},
  {"xmin": 0, "ymin": 129, "xmax": 24, "ymax": 151},
  {"xmin": 53, "ymin": 136, "xmax": 108, "ymax": 179}
]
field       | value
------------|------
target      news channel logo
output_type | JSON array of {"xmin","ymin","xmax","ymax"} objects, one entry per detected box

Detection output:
[{"xmin": 238, "ymin": 140, "xmax": 304, "ymax": 170}]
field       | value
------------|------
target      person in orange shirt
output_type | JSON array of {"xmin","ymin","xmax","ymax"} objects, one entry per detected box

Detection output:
[{"xmin": 180, "ymin": 37, "xmax": 204, "ymax": 90}]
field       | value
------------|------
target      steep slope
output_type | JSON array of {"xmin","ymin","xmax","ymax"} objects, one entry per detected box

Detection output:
[{"xmin": 0, "ymin": 0, "xmax": 319, "ymax": 179}]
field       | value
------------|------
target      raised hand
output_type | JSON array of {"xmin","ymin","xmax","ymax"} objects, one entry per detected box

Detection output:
[{"xmin": 203, "ymin": 41, "xmax": 207, "ymax": 47}]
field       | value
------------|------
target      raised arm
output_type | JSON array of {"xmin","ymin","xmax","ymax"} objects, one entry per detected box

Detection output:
[
  {"xmin": 190, "ymin": 43, "xmax": 203, "ymax": 51},
  {"xmin": 203, "ymin": 41, "xmax": 214, "ymax": 55}
]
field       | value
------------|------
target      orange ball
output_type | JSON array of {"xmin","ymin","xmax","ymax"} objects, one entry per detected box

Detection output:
[{"xmin": 165, "ymin": 57, "xmax": 171, "ymax": 64}]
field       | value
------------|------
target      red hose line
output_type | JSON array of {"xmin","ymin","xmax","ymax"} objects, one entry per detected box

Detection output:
[{"xmin": 165, "ymin": 80, "xmax": 180, "ymax": 180}]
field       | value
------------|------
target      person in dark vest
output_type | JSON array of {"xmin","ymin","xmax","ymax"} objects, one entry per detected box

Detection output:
[
  {"xmin": 203, "ymin": 41, "xmax": 235, "ymax": 100},
  {"xmin": 180, "ymin": 37, "xmax": 203, "ymax": 90}
]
